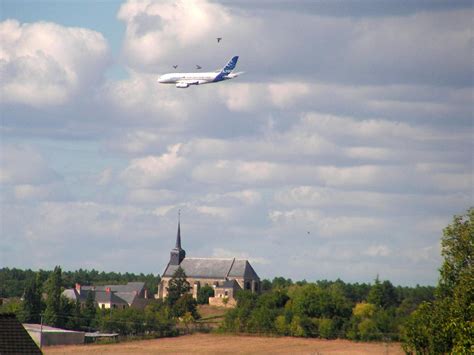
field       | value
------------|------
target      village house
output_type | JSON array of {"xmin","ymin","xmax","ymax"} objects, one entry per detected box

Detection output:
[
  {"xmin": 62, "ymin": 282, "xmax": 149, "ymax": 310},
  {"xmin": 157, "ymin": 219, "xmax": 260, "ymax": 306}
]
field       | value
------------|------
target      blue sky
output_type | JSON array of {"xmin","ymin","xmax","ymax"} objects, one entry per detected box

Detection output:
[{"xmin": 1, "ymin": 0, "xmax": 472, "ymax": 286}]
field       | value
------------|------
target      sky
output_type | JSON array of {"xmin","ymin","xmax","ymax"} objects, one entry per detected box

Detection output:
[{"xmin": 0, "ymin": 0, "xmax": 472, "ymax": 286}]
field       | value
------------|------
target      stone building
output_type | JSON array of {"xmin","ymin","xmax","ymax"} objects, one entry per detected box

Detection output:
[
  {"xmin": 63, "ymin": 282, "xmax": 149, "ymax": 310},
  {"xmin": 157, "ymin": 220, "xmax": 260, "ymax": 303}
]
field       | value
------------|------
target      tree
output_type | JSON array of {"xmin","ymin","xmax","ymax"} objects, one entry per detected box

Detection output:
[
  {"xmin": 19, "ymin": 274, "xmax": 42, "ymax": 323},
  {"xmin": 368, "ymin": 277, "xmax": 398, "ymax": 309},
  {"xmin": 403, "ymin": 208, "xmax": 474, "ymax": 354},
  {"xmin": 43, "ymin": 266, "xmax": 62, "ymax": 327},
  {"xmin": 83, "ymin": 291, "xmax": 97, "ymax": 329},
  {"xmin": 172, "ymin": 293, "xmax": 199, "ymax": 319},
  {"xmin": 197, "ymin": 285, "xmax": 214, "ymax": 305},
  {"xmin": 166, "ymin": 267, "xmax": 190, "ymax": 308},
  {"xmin": 438, "ymin": 208, "xmax": 474, "ymax": 298}
]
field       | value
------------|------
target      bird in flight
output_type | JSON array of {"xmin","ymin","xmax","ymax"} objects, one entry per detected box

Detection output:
[
  {"xmin": 217, "ymin": 37, "xmax": 222, "ymax": 43},
  {"xmin": 172, "ymin": 65, "xmax": 178, "ymax": 69},
  {"xmin": 196, "ymin": 65, "xmax": 202, "ymax": 70}
]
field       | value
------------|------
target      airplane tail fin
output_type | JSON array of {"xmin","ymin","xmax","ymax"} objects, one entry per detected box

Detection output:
[{"xmin": 220, "ymin": 56, "xmax": 239, "ymax": 75}]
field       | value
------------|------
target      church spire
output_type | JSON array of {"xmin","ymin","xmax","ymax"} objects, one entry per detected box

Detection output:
[
  {"xmin": 176, "ymin": 209, "xmax": 182, "ymax": 249},
  {"xmin": 170, "ymin": 209, "xmax": 186, "ymax": 265}
]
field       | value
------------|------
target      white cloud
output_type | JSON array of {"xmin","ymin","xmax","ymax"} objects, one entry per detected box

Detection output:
[
  {"xmin": 128, "ymin": 188, "xmax": 177, "ymax": 204},
  {"xmin": 0, "ymin": 145, "xmax": 59, "ymax": 185},
  {"xmin": 0, "ymin": 20, "xmax": 109, "ymax": 106},
  {"xmin": 268, "ymin": 82, "xmax": 310, "ymax": 108},
  {"xmin": 120, "ymin": 144, "xmax": 186, "ymax": 187},
  {"xmin": 118, "ymin": 0, "xmax": 237, "ymax": 70},
  {"xmin": 195, "ymin": 205, "xmax": 231, "ymax": 219},
  {"xmin": 212, "ymin": 248, "xmax": 270, "ymax": 265},
  {"xmin": 365, "ymin": 245, "xmax": 391, "ymax": 257}
]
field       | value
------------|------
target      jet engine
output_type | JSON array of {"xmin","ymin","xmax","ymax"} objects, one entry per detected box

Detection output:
[{"xmin": 176, "ymin": 82, "xmax": 189, "ymax": 88}]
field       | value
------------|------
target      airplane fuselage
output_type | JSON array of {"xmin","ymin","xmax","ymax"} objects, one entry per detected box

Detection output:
[{"xmin": 158, "ymin": 72, "xmax": 229, "ymax": 85}]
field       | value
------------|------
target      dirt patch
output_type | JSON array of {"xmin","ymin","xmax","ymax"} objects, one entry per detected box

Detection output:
[
  {"xmin": 44, "ymin": 333, "xmax": 404, "ymax": 354},
  {"xmin": 197, "ymin": 304, "xmax": 228, "ymax": 320}
]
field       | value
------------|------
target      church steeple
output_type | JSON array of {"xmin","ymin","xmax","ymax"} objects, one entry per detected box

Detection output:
[
  {"xmin": 175, "ymin": 211, "xmax": 182, "ymax": 249},
  {"xmin": 170, "ymin": 210, "xmax": 186, "ymax": 265}
]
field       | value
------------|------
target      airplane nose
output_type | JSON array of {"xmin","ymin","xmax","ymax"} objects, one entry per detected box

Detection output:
[{"xmin": 158, "ymin": 76, "xmax": 164, "ymax": 83}]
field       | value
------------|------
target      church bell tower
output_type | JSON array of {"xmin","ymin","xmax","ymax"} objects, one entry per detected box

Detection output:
[{"xmin": 170, "ymin": 211, "xmax": 186, "ymax": 265}]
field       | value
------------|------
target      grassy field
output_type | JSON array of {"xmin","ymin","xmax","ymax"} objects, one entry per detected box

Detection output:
[{"xmin": 44, "ymin": 333, "xmax": 404, "ymax": 354}]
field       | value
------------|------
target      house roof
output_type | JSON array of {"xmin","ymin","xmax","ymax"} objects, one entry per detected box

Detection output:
[
  {"xmin": 162, "ymin": 258, "xmax": 260, "ymax": 280},
  {"xmin": 62, "ymin": 282, "xmax": 144, "ymax": 305},
  {"xmin": 216, "ymin": 279, "xmax": 242, "ymax": 289},
  {"xmin": 0, "ymin": 314, "xmax": 41, "ymax": 354}
]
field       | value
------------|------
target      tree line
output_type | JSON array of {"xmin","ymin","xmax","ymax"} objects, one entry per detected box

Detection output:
[
  {"xmin": 0, "ymin": 268, "xmax": 160, "ymax": 298},
  {"xmin": 221, "ymin": 276, "xmax": 434, "ymax": 341}
]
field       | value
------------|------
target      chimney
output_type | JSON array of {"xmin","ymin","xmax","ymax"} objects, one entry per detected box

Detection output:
[{"xmin": 75, "ymin": 283, "xmax": 81, "ymax": 294}]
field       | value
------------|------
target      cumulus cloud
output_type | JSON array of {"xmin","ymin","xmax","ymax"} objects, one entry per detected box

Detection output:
[
  {"xmin": 120, "ymin": 144, "xmax": 187, "ymax": 187},
  {"xmin": 118, "ymin": 0, "xmax": 238, "ymax": 71},
  {"xmin": 0, "ymin": 19, "xmax": 110, "ymax": 106},
  {"xmin": 0, "ymin": 145, "xmax": 59, "ymax": 185}
]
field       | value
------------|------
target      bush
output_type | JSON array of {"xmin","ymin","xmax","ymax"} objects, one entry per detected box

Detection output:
[
  {"xmin": 319, "ymin": 318, "xmax": 337, "ymax": 339},
  {"xmin": 197, "ymin": 285, "xmax": 214, "ymax": 305}
]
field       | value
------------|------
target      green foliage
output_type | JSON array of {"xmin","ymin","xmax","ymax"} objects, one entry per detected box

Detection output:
[
  {"xmin": 172, "ymin": 293, "xmax": 199, "ymax": 319},
  {"xmin": 260, "ymin": 279, "xmax": 272, "ymax": 291},
  {"xmin": 0, "ymin": 268, "xmax": 37, "ymax": 298},
  {"xmin": 43, "ymin": 266, "xmax": 62, "ymax": 327},
  {"xmin": 272, "ymin": 277, "xmax": 293, "ymax": 289},
  {"xmin": 319, "ymin": 318, "xmax": 336, "ymax": 339},
  {"xmin": 289, "ymin": 283, "xmax": 352, "ymax": 319},
  {"xmin": 166, "ymin": 267, "xmax": 190, "ymax": 308},
  {"xmin": 274, "ymin": 315, "xmax": 288, "ymax": 335},
  {"xmin": 403, "ymin": 208, "xmax": 474, "ymax": 354},
  {"xmin": 19, "ymin": 275, "xmax": 43, "ymax": 323},
  {"xmin": 367, "ymin": 277, "xmax": 398, "ymax": 309},
  {"xmin": 0, "ymin": 298, "xmax": 22, "ymax": 315},
  {"xmin": 196, "ymin": 285, "xmax": 214, "ymax": 305},
  {"xmin": 0, "ymin": 267, "xmax": 160, "ymax": 299},
  {"xmin": 438, "ymin": 208, "xmax": 474, "ymax": 298},
  {"xmin": 83, "ymin": 291, "xmax": 97, "ymax": 329}
]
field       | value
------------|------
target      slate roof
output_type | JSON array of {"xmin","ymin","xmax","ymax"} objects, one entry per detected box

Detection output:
[
  {"xmin": 216, "ymin": 279, "xmax": 242, "ymax": 289},
  {"xmin": 162, "ymin": 258, "xmax": 260, "ymax": 280},
  {"xmin": 63, "ymin": 282, "xmax": 144, "ymax": 306},
  {"xmin": 0, "ymin": 313, "xmax": 42, "ymax": 354}
]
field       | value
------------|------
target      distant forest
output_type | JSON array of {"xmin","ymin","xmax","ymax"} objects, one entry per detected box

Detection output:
[
  {"xmin": 0, "ymin": 268, "xmax": 161, "ymax": 298},
  {"xmin": 0, "ymin": 266, "xmax": 433, "ymax": 303}
]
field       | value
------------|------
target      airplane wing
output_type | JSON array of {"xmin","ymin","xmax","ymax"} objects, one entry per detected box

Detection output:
[{"xmin": 175, "ymin": 80, "xmax": 200, "ymax": 88}]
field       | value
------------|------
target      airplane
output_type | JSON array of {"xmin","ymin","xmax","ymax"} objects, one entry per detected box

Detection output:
[
  {"xmin": 196, "ymin": 65, "xmax": 202, "ymax": 70},
  {"xmin": 172, "ymin": 65, "xmax": 178, "ymax": 69},
  {"xmin": 217, "ymin": 37, "xmax": 222, "ymax": 43},
  {"xmin": 158, "ymin": 56, "xmax": 243, "ymax": 88}
]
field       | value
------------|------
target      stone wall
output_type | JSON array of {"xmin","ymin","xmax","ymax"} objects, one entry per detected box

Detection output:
[{"xmin": 208, "ymin": 296, "xmax": 237, "ymax": 308}]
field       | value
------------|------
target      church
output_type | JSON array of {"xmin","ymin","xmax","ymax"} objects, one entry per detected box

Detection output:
[{"xmin": 157, "ymin": 219, "xmax": 261, "ymax": 306}]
